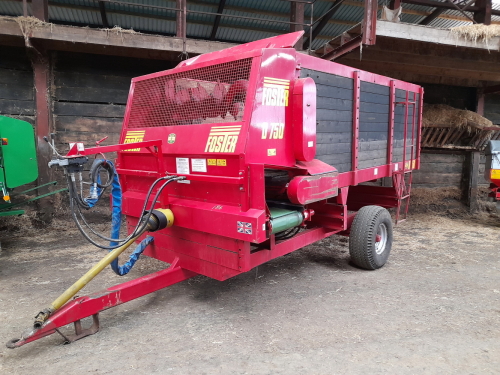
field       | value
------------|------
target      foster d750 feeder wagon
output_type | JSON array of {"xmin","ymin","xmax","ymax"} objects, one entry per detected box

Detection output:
[{"xmin": 7, "ymin": 31, "xmax": 423, "ymax": 348}]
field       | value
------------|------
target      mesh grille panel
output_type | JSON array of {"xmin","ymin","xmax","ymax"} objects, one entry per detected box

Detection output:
[{"xmin": 127, "ymin": 58, "xmax": 253, "ymax": 128}]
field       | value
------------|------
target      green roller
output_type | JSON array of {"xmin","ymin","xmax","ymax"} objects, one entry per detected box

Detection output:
[{"xmin": 269, "ymin": 207, "xmax": 304, "ymax": 234}]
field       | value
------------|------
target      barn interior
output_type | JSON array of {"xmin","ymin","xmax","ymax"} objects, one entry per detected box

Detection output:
[{"xmin": 1, "ymin": 1, "xmax": 500, "ymax": 372}]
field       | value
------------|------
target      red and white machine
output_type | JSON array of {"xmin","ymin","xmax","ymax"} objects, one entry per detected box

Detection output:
[{"xmin": 8, "ymin": 31, "xmax": 423, "ymax": 348}]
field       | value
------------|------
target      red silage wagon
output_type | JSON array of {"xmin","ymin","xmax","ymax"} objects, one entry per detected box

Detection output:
[{"xmin": 8, "ymin": 31, "xmax": 423, "ymax": 348}]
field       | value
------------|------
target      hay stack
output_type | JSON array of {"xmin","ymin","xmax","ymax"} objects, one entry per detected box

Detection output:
[
  {"xmin": 450, "ymin": 24, "xmax": 500, "ymax": 45},
  {"xmin": 422, "ymin": 104, "xmax": 494, "ymax": 131}
]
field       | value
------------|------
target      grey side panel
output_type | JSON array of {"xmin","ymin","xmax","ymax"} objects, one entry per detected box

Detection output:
[
  {"xmin": 358, "ymin": 82, "xmax": 389, "ymax": 169},
  {"xmin": 301, "ymin": 68, "xmax": 353, "ymax": 173}
]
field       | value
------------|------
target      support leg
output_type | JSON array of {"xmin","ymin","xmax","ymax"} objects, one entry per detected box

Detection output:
[{"xmin": 7, "ymin": 260, "xmax": 197, "ymax": 348}]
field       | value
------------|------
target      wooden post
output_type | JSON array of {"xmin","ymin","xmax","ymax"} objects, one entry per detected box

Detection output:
[
  {"xmin": 389, "ymin": 0, "xmax": 401, "ymax": 9},
  {"xmin": 463, "ymin": 151, "xmax": 480, "ymax": 213},
  {"xmin": 476, "ymin": 86, "xmax": 485, "ymax": 116},
  {"xmin": 29, "ymin": 0, "xmax": 54, "ymax": 222},
  {"xmin": 362, "ymin": 0, "xmax": 378, "ymax": 45},
  {"xmin": 290, "ymin": 1, "xmax": 304, "ymax": 50},
  {"xmin": 473, "ymin": 0, "xmax": 492, "ymax": 25},
  {"xmin": 176, "ymin": 0, "xmax": 187, "ymax": 39},
  {"xmin": 32, "ymin": 0, "xmax": 49, "ymax": 22},
  {"xmin": 31, "ymin": 49, "xmax": 55, "ymax": 222}
]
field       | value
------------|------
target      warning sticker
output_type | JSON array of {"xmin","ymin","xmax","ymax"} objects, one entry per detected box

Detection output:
[
  {"xmin": 217, "ymin": 159, "xmax": 227, "ymax": 166},
  {"xmin": 208, "ymin": 159, "xmax": 217, "ymax": 166},
  {"xmin": 191, "ymin": 159, "xmax": 207, "ymax": 173},
  {"xmin": 176, "ymin": 158, "xmax": 189, "ymax": 174},
  {"xmin": 237, "ymin": 221, "xmax": 252, "ymax": 235}
]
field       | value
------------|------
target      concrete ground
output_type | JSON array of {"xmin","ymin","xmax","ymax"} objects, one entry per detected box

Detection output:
[{"xmin": 0, "ymin": 212, "xmax": 499, "ymax": 375}]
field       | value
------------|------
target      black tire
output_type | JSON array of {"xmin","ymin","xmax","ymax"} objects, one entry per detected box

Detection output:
[{"xmin": 349, "ymin": 205, "xmax": 393, "ymax": 270}]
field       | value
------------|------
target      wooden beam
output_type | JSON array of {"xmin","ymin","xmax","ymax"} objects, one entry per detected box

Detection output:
[
  {"xmin": 31, "ymin": 0, "xmax": 48, "ymax": 21},
  {"xmin": 22, "ymin": 0, "xmax": 28, "ymax": 17},
  {"xmin": 338, "ymin": 58, "xmax": 500, "ymax": 82},
  {"xmin": 339, "ymin": 48, "xmax": 500, "ymax": 77},
  {"xmin": 388, "ymin": 0, "xmax": 401, "ymax": 9},
  {"xmin": 303, "ymin": 0, "xmax": 344, "ymax": 50},
  {"xmin": 376, "ymin": 20, "xmax": 500, "ymax": 51},
  {"xmin": 401, "ymin": 0, "xmax": 500, "ymax": 16},
  {"xmin": 419, "ymin": 8, "xmax": 445, "ymax": 25},
  {"xmin": 30, "ymin": 47, "xmax": 54, "ymax": 220},
  {"xmin": 210, "ymin": 0, "xmax": 226, "ymax": 40},
  {"xmin": 98, "ymin": 1, "xmax": 110, "ymax": 29},
  {"xmin": 290, "ymin": 1, "xmax": 305, "ymax": 50},
  {"xmin": 477, "ymin": 86, "xmax": 485, "ymax": 116},
  {"xmin": 484, "ymin": 85, "xmax": 500, "ymax": 94},
  {"xmin": 176, "ymin": 0, "xmax": 186, "ymax": 39},
  {"xmin": 362, "ymin": 0, "xmax": 377, "ymax": 45},
  {"xmin": 463, "ymin": 151, "xmax": 480, "ymax": 212},
  {"xmin": 0, "ymin": 16, "xmax": 237, "ymax": 58},
  {"xmin": 473, "ymin": 0, "xmax": 492, "ymax": 25},
  {"xmin": 371, "ymin": 37, "xmax": 500, "ymax": 64}
]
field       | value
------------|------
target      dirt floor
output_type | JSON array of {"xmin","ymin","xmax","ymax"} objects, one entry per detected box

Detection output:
[{"xmin": 1, "ymin": 209, "xmax": 499, "ymax": 374}]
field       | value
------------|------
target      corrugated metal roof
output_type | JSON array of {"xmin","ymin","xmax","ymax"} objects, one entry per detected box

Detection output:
[{"xmin": 0, "ymin": 0, "xmax": 498, "ymax": 48}]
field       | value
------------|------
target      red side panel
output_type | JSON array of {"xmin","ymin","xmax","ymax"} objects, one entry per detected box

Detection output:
[
  {"xmin": 177, "ymin": 31, "xmax": 304, "ymax": 69},
  {"xmin": 291, "ymin": 77, "xmax": 317, "ymax": 161}
]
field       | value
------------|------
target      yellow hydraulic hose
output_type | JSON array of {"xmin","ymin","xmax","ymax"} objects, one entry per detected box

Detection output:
[
  {"xmin": 52, "ymin": 230, "xmax": 146, "ymax": 311},
  {"xmin": 33, "ymin": 228, "xmax": 146, "ymax": 327},
  {"xmin": 33, "ymin": 208, "xmax": 174, "ymax": 328}
]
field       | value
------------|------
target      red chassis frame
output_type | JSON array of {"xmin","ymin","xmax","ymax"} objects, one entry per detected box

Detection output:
[{"xmin": 8, "ymin": 32, "xmax": 423, "ymax": 348}]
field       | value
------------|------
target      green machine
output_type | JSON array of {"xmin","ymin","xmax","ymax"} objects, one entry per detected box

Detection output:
[{"xmin": 0, "ymin": 116, "xmax": 65, "ymax": 217}]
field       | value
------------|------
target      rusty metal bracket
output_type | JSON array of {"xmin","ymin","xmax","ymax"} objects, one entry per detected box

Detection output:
[{"xmin": 56, "ymin": 314, "xmax": 100, "ymax": 344}]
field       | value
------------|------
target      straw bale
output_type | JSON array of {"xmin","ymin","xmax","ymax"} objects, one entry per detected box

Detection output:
[
  {"xmin": 422, "ymin": 104, "xmax": 494, "ymax": 131},
  {"xmin": 450, "ymin": 24, "xmax": 500, "ymax": 46}
]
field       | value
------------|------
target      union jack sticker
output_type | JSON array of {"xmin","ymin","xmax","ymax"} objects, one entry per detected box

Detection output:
[{"xmin": 237, "ymin": 221, "xmax": 252, "ymax": 234}]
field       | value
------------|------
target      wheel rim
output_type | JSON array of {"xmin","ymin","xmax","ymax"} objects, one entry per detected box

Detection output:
[{"xmin": 375, "ymin": 223, "xmax": 388, "ymax": 255}]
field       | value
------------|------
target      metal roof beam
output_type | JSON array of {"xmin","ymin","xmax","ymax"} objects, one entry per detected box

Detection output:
[
  {"xmin": 303, "ymin": 0, "xmax": 344, "ymax": 50},
  {"xmin": 98, "ymin": 1, "xmax": 110, "ymax": 29},
  {"xmin": 210, "ymin": 0, "xmax": 226, "ymax": 40},
  {"xmin": 419, "ymin": 8, "xmax": 445, "ymax": 25},
  {"xmin": 290, "ymin": 1, "xmax": 305, "ymax": 50}
]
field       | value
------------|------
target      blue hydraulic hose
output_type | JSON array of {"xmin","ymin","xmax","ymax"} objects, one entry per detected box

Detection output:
[{"xmin": 85, "ymin": 159, "xmax": 153, "ymax": 276}]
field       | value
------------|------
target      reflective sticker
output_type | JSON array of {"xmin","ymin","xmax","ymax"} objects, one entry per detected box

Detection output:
[
  {"xmin": 374, "ymin": 168, "xmax": 378, "ymax": 176},
  {"xmin": 237, "ymin": 221, "xmax": 252, "ymax": 234},
  {"xmin": 262, "ymin": 77, "xmax": 290, "ymax": 107},
  {"xmin": 491, "ymin": 169, "xmax": 500, "ymax": 179},
  {"xmin": 308, "ymin": 141, "xmax": 313, "ymax": 147},
  {"xmin": 124, "ymin": 131, "xmax": 145, "ymax": 151},
  {"xmin": 204, "ymin": 125, "xmax": 241, "ymax": 153},
  {"xmin": 261, "ymin": 122, "xmax": 284, "ymax": 139}
]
